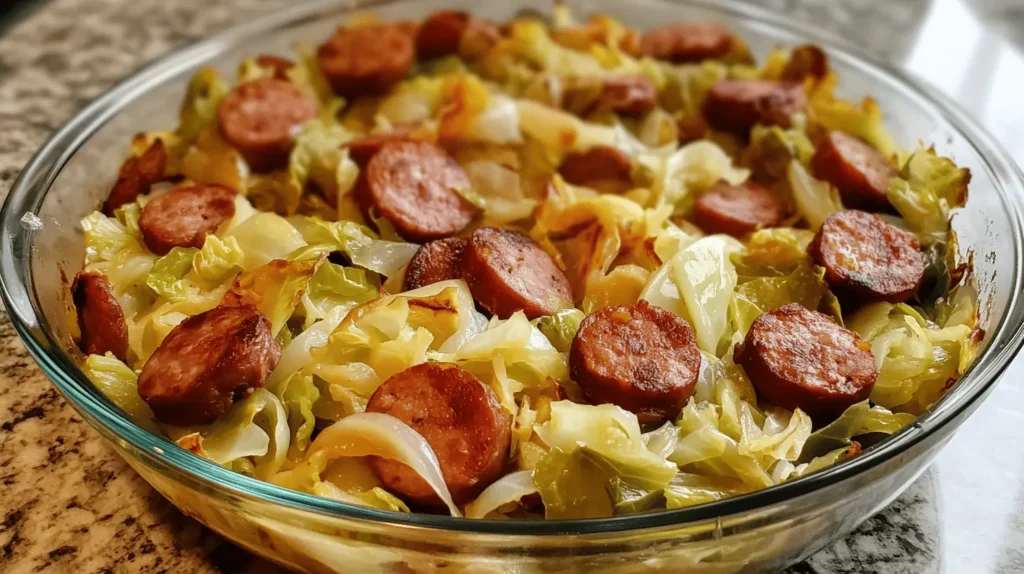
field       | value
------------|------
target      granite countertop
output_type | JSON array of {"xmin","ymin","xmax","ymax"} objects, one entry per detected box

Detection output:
[{"xmin": 2, "ymin": 1, "xmax": 1024, "ymax": 572}]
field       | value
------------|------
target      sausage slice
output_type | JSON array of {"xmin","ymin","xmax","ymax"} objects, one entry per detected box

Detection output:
[
  {"xmin": 318, "ymin": 24, "xmax": 415, "ymax": 98},
  {"xmin": 641, "ymin": 22, "xmax": 734, "ymax": 63},
  {"xmin": 558, "ymin": 145, "xmax": 634, "ymax": 188},
  {"xmin": 104, "ymin": 140, "xmax": 167, "ymax": 215},
  {"xmin": 139, "ymin": 184, "xmax": 236, "ymax": 255},
  {"xmin": 72, "ymin": 272, "xmax": 129, "ymax": 362},
  {"xmin": 416, "ymin": 10, "xmax": 470, "ymax": 60},
  {"xmin": 343, "ymin": 126, "xmax": 417, "ymax": 166},
  {"xmin": 366, "ymin": 362, "xmax": 511, "ymax": 507},
  {"xmin": 356, "ymin": 140, "xmax": 476, "ymax": 242},
  {"xmin": 703, "ymin": 80, "xmax": 806, "ymax": 136},
  {"xmin": 693, "ymin": 180, "xmax": 788, "ymax": 237},
  {"xmin": 735, "ymin": 303, "xmax": 877, "ymax": 422},
  {"xmin": 403, "ymin": 237, "xmax": 467, "ymax": 291},
  {"xmin": 255, "ymin": 54, "xmax": 295, "ymax": 79},
  {"xmin": 138, "ymin": 305, "xmax": 280, "ymax": 426},
  {"xmin": 781, "ymin": 45, "xmax": 828, "ymax": 83},
  {"xmin": 463, "ymin": 227, "xmax": 573, "ymax": 320},
  {"xmin": 570, "ymin": 300, "xmax": 701, "ymax": 425},
  {"xmin": 810, "ymin": 210, "xmax": 925, "ymax": 303},
  {"xmin": 811, "ymin": 131, "xmax": 896, "ymax": 211},
  {"xmin": 218, "ymin": 77, "xmax": 317, "ymax": 172},
  {"xmin": 590, "ymin": 76, "xmax": 657, "ymax": 117}
]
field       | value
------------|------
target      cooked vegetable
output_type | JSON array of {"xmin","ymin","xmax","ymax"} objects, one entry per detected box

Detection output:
[{"xmin": 73, "ymin": 5, "xmax": 980, "ymax": 520}]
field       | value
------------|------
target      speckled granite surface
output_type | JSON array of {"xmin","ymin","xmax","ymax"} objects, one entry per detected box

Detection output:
[{"xmin": 0, "ymin": 1, "xmax": 1020, "ymax": 572}]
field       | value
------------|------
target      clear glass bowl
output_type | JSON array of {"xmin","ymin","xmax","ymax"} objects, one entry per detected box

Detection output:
[{"xmin": 2, "ymin": 0, "xmax": 1024, "ymax": 571}]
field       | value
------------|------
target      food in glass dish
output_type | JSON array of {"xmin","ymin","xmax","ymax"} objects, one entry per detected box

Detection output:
[{"xmin": 72, "ymin": 5, "xmax": 980, "ymax": 519}]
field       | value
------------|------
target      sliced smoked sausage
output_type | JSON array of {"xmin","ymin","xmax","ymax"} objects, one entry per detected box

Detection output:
[
  {"xmin": 558, "ymin": 145, "xmax": 634, "ymax": 188},
  {"xmin": 589, "ymin": 76, "xmax": 657, "ymax": 117},
  {"xmin": 138, "ymin": 184, "xmax": 236, "ymax": 256},
  {"xmin": 735, "ymin": 303, "xmax": 877, "ymax": 422},
  {"xmin": 356, "ymin": 140, "xmax": 477, "ymax": 242},
  {"xmin": 103, "ymin": 139, "xmax": 167, "ymax": 216},
  {"xmin": 366, "ymin": 362, "xmax": 512, "ymax": 507},
  {"xmin": 459, "ymin": 19, "xmax": 502, "ymax": 60},
  {"xmin": 810, "ymin": 210, "xmax": 925, "ymax": 304},
  {"xmin": 463, "ymin": 227, "xmax": 573, "ymax": 320},
  {"xmin": 416, "ymin": 10, "xmax": 470, "ymax": 60},
  {"xmin": 403, "ymin": 237, "xmax": 467, "ymax": 291},
  {"xmin": 217, "ymin": 77, "xmax": 317, "ymax": 172},
  {"xmin": 693, "ymin": 180, "xmax": 788, "ymax": 237},
  {"xmin": 781, "ymin": 45, "xmax": 828, "ymax": 83},
  {"xmin": 570, "ymin": 300, "xmax": 701, "ymax": 424},
  {"xmin": 72, "ymin": 272, "xmax": 129, "ymax": 362},
  {"xmin": 703, "ymin": 80, "xmax": 806, "ymax": 136},
  {"xmin": 343, "ymin": 126, "xmax": 417, "ymax": 166},
  {"xmin": 811, "ymin": 131, "xmax": 896, "ymax": 211},
  {"xmin": 138, "ymin": 305, "xmax": 280, "ymax": 426},
  {"xmin": 641, "ymin": 22, "xmax": 735, "ymax": 63},
  {"xmin": 318, "ymin": 24, "xmax": 415, "ymax": 98}
]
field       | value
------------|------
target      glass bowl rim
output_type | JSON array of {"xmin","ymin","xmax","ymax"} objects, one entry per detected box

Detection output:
[{"xmin": 3, "ymin": 0, "xmax": 1024, "ymax": 536}]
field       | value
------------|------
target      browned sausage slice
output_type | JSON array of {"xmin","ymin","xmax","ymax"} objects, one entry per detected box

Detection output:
[
  {"xmin": 356, "ymin": 140, "xmax": 476, "ymax": 242},
  {"xmin": 693, "ymin": 180, "xmax": 788, "ymax": 237},
  {"xmin": 462, "ymin": 227, "xmax": 573, "ymax": 320},
  {"xmin": 702, "ymin": 80, "xmax": 806, "ymax": 136},
  {"xmin": 103, "ymin": 140, "xmax": 167, "ymax": 216},
  {"xmin": 366, "ymin": 362, "xmax": 511, "ymax": 507},
  {"xmin": 403, "ymin": 237, "xmax": 467, "ymax": 291},
  {"xmin": 416, "ymin": 10, "xmax": 470, "ymax": 60},
  {"xmin": 318, "ymin": 24, "xmax": 415, "ymax": 98},
  {"xmin": 589, "ymin": 76, "xmax": 657, "ymax": 117},
  {"xmin": 781, "ymin": 45, "xmax": 828, "ymax": 83},
  {"xmin": 569, "ymin": 300, "xmax": 700, "ymax": 425},
  {"xmin": 734, "ymin": 303, "xmax": 877, "ymax": 422},
  {"xmin": 139, "ymin": 184, "xmax": 236, "ymax": 256},
  {"xmin": 217, "ymin": 77, "xmax": 317, "ymax": 172},
  {"xmin": 342, "ymin": 125, "xmax": 417, "ymax": 166},
  {"xmin": 73, "ymin": 272, "xmax": 129, "ymax": 362},
  {"xmin": 459, "ymin": 19, "xmax": 502, "ymax": 60},
  {"xmin": 810, "ymin": 210, "xmax": 925, "ymax": 303},
  {"xmin": 811, "ymin": 131, "xmax": 896, "ymax": 211},
  {"xmin": 138, "ymin": 305, "xmax": 280, "ymax": 426},
  {"xmin": 641, "ymin": 22, "xmax": 734, "ymax": 63},
  {"xmin": 255, "ymin": 54, "xmax": 295, "ymax": 79},
  {"xmin": 558, "ymin": 145, "xmax": 633, "ymax": 187}
]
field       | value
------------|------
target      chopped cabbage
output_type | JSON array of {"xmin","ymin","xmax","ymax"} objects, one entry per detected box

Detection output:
[
  {"xmin": 146, "ymin": 247, "xmax": 198, "ymax": 300},
  {"xmin": 847, "ymin": 302, "xmax": 975, "ymax": 412},
  {"xmin": 532, "ymin": 402, "xmax": 677, "ymax": 516},
  {"xmin": 170, "ymin": 389, "xmax": 289, "ymax": 479},
  {"xmin": 301, "ymin": 262, "xmax": 378, "ymax": 328},
  {"xmin": 642, "ymin": 235, "xmax": 743, "ymax": 353},
  {"xmin": 82, "ymin": 353, "xmax": 159, "ymax": 433},
  {"xmin": 222, "ymin": 257, "xmax": 321, "ymax": 336},
  {"xmin": 177, "ymin": 67, "xmax": 228, "ymax": 145},
  {"xmin": 192, "ymin": 235, "xmax": 245, "ymax": 283},
  {"xmin": 887, "ymin": 147, "xmax": 970, "ymax": 244},
  {"xmin": 290, "ymin": 217, "xmax": 418, "ymax": 278},
  {"xmin": 532, "ymin": 308, "xmax": 585, "ymax": 352},
  {"xmin": 267, "ymin": 373, "xmax": 320, "ymax": 456},
  {"xmin": 640, "ymin": 140, "xmax": 749, "ymax": 213},
  {"xmin": 304, "ymin": 412, "xmax": 461, "ymax": 516},
  {"xmin": 465, "ymin": 470, "xmax": 537, "ymax": 518},
  {"xmin": 226, "ymin": 212, "xmax": 308, "ymax": 270},
  {"xmin": 787, "ymin": 159, "xmax": 842, "ymax": 230}
]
